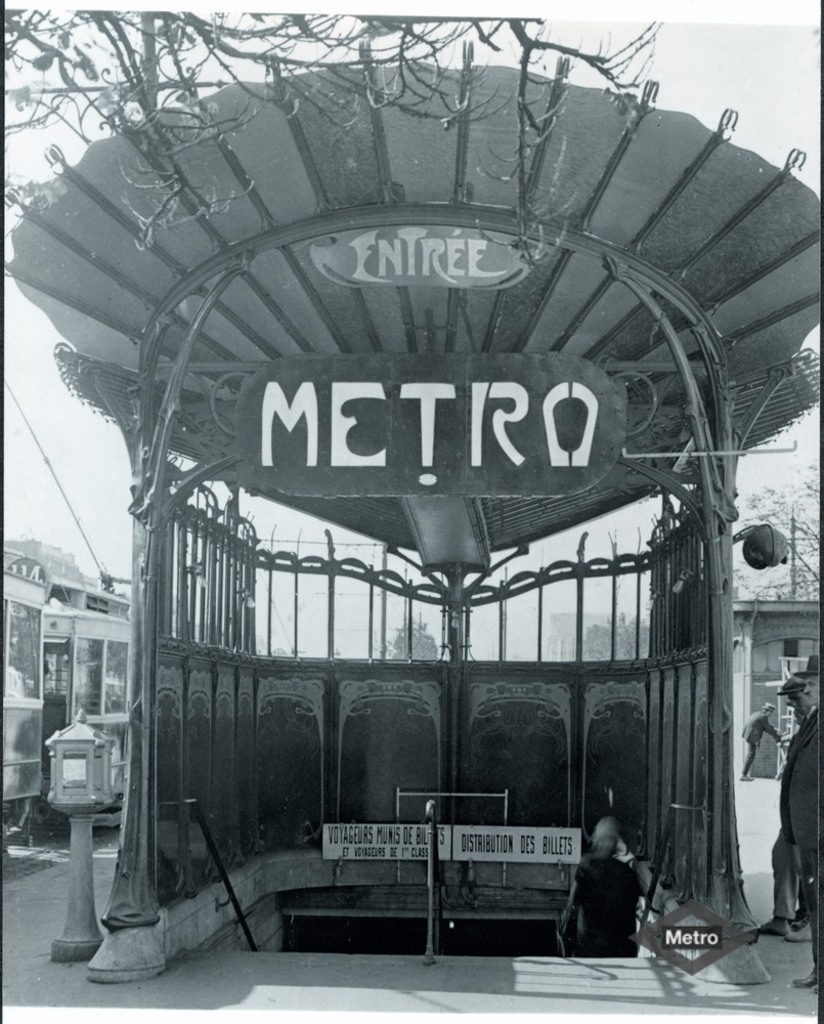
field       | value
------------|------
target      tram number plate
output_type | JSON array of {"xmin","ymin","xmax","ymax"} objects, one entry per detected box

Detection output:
[
  {"xmin": 451, "ymin": 826, "xmax": 581, "ymax": 864},
  {"xmin": 322, "ymin": 822, "xmax": 449, "ymax": 861}
]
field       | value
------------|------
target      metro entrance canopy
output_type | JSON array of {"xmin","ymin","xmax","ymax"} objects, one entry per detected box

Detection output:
[
  {"xmin": 6, "ymin": 57, "xmax": 820, "ymax": 979},
  {"xmin": 8, "ymin": 64, "xmax": 819, "ymax": 569}
]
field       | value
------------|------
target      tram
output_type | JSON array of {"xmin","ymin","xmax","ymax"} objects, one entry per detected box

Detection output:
[
  {"xmin": 41, "ymin": 578, "xmax": 130, "ymax": 812},
  {"xmin": 3, "ymin": 548, "xmax": 130, "ymax": 828},
  {"xmin": 3, "ymin": 556, "xmax": 47, "ymax": 829}
]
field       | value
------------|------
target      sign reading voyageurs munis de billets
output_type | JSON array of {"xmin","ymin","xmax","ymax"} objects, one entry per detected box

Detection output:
[{"xmin": 235, "ymin": 353, "xmax": 626, "ymax": 497}]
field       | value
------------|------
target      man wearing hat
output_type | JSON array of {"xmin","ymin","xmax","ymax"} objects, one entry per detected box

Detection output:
[
  {"xmin": 776, "ymin": 655, "xmax": 818, "ymax": 990},
  {"xmin": 740, "ymin": 700, "xmax": 781, "ymax": 781}
]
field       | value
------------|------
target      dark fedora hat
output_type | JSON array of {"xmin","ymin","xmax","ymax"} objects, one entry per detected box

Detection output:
[
  {"xmin": 778, "ymin": 676, "xmax": 810, "ymax": 696},
  {"xmin": 777, "ymin": 656, "xmax": 818, "ymax": 696},
  {"xmin": 796, "ymin": 654, "xmax": 819, "ymax": 678}
]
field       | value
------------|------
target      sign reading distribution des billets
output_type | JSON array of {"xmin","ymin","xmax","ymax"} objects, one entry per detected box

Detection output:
[
  {"xmin": 451, "ymin": 826, "xmax": 581, "ymax": 864},
  {"xmin": 322, "ymin": 824, "xmax": 581, "ymax": 863}
]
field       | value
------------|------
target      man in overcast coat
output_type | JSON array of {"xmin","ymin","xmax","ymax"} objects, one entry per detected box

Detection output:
[{"xmin": 776, "ymin": 656, "xmax": 819, "ymax": 991}]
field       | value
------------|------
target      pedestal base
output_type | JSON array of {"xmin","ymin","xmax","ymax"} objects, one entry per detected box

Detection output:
[
  {"xmin": 698, "ymin": 943, "xmax": 771, "ymax": 985},
  {"xmin": 51, "ymin": 936, "xmax": 103, "ymax": 962},
  {"xmin": 87, "ymin": 921, "xmax": 166, "ymax": 983}
]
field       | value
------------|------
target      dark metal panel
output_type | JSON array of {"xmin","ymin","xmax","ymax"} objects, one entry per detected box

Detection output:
[
  {"xmin": 659, "ymin": 666, "xmax": 677, "ymax": 880},
  {"xmin": 336, "ymin": 671, "xmax": 441, "ymax": 823},
  {"xmin": 674, "ymin": 662, "xmax": 696, "ymax": 899},
  {"xmin": 211, "ymin": 665, "xmax": 238, "ymax": 864},
  {"xmin": 464, "ymin": 670, "xmax": 573, "ymax": 828},
  {"xmin": 155, "ymin": 654, "xmax": 185, "ymax": 905},
  {"xmin": 236, "ymin": 666, "xmax": 258, "ymax": 857},
  {"xmin": 691, "ymin": 661, "xmax": 710, "ymax": 901},
  {"xmin": 255, "ymin": 669, "xmax": 325, "ymax": 849},
  {"xmin": 581, "ymin": 676, "xmax": 647, "ymax": 848},
  {"xmin": 645, "ymin": 668, "xmax": 662, "ymax": 863},
  {"xmin": 186, "ymin": 660, "xmax": 215, "ymax": 889}
]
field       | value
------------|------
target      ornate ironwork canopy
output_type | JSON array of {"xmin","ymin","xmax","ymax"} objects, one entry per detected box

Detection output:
[{"xmin": 8, "ymin": 65, "xmax": 820, "ymax": 567}]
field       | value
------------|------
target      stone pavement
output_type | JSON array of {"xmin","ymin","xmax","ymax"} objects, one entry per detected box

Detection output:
[{"xmin": 2, "ymin": 778, "xmax": 818, "ymax": 1022}]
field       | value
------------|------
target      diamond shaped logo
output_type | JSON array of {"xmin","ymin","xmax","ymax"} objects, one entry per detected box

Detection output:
[{"xmin": 631, "ymin": 899, "xmax": 756, "ymax": 975}]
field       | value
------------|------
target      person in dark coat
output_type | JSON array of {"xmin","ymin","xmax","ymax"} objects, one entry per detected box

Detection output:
[
  {"xmin": 776, "ymin": 657, "xmax": 818, "ymax": 991},
  {"xmin": 562, "ymin": 816, "xmax": 642, "ymax": 958},
  {"xmin": 740, "ymin": 701, "xmax": 781, "ymax": 780}
]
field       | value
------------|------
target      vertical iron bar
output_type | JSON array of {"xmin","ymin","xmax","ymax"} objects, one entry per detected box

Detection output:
[
  {"xmin": 635, "ymin": 569, "xmax": 642, "ymax": 659},
  {"xmin": 610, "ymin": 571, "xmax": 617, "ymax": 662},
  {"xmin": 368, "ymin": 575, "xmax": 375, "ymax": 661},
  {"xmin": 406, "ymin": 586, "xmax": 413, "ymax": 661},
  {"xmin": 293, "ymin": 564, "xmax": 299, "ymax": 659},
  {"xmin": 380, "ymin": 545, "xmax": 388, "ymax": 659},
  {"xmin": 267, "ymin": 565, "xmax": 273, "ymax": 657},
  {"xmin": 326, "ymin": 532, "xmax": 335, "ymax": 660},
  {"xmin": 537, "ymin": 583, "xmax": 543, "ymax": 663},
  {"xmin": 497, "ymin": 582, "xmax": 504, "ymax": 665}
]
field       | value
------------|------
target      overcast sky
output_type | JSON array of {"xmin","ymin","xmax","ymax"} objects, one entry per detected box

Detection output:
[{"xmin": 4, "ymin": 5, "xmax": 820, "ymax": 587}]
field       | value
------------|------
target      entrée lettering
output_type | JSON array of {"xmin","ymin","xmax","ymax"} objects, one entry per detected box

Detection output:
[{"xmin": 310, "ymin": 227, "xmax": 531, "ymax": 290}]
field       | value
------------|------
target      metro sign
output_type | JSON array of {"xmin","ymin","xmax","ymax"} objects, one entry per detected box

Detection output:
[
  {"xmin": 309, "ymin": 226, "xmax": 530, "ymax": 290},
  {"xmin": 235, "ymin": 353, "xmax": 626, "ymax": 497}
]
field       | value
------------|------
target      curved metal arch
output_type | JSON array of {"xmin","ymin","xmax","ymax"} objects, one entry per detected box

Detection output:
[{"xmin": 138, "ymin": 203, "xmax": 729, "ymax": 378}]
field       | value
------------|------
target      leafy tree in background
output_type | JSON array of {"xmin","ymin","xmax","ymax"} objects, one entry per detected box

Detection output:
[
  {"xmin": 584, "ymin": 612, "xmax": 647, "ymax": 661},
  {"xmin": 390, "ymin": 618, "xmax": 439, "ymax": 660},
  {"xmin": 735, "ymin": 462, "xmax": 819, "ymax": 600}
]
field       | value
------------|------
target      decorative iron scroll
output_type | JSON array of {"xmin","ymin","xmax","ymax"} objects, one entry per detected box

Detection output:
[
  {"xmin": 468, "ymin": 679, "xmax": 571, "ymax": 725},
  {"xmin": 338, "ymin": 677, "xmax": 441, "ymax": 727},
  {"xmin": 258, "ymin": 676, "xmax": 325, "ymax": 725}
]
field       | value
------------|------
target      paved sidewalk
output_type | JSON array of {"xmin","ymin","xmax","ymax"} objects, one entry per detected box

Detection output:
[{"xmin": 2, "ymin": 779, "xmax": 818, "ymax": 1021}]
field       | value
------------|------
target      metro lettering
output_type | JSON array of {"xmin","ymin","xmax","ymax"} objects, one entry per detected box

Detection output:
[
  {"xmin": 662, "ymin": 927, "xmax": 722, "ymax": 949},
  {"xmin": 260, "ymin": 380, "xmax": 600, "ymax": 471}
]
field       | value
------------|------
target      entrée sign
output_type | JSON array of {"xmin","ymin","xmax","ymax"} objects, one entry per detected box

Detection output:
[
  {"xmin": 310, "ymin": 227, "xmax": 530, "ymax": 290},
  {"xmin": 321, "ymin": 823, "xmax": 582, "ymax": 864},
  {"xmin": 235, "ymin": 354, "xmax": 626, "ymax": 498}
]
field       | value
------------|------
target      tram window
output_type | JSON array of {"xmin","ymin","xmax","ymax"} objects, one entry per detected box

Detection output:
[
  {"xmin": 44, "ymin": 640, "xmax": 71, "ymax": 695},
  {"xmin": 104, "ymin": 641, "xmax": 128, "ymax": 714},
  {"xmin": 74, "ymin": 638, "xmax": 104, "ymax": 715},
  {"xmin": 752, "ymin": 640, "xmax": 784, "ymax": 675},
  {"xmin": 4, "ymin": 600, "xmax": 41, "ymax": 699}
]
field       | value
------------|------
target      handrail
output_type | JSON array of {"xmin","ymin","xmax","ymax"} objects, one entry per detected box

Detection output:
[{"xmin": 184, "ymin": 798, "xmax": 258, "ymax": 952}]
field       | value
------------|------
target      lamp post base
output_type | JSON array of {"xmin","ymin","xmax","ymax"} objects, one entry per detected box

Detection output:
[
  {"xmin": 87, "ymin": 922, "xmax": 166, "ymax": 983},
  {"xmin": 51, "ymin": 936, "xmax": 103, "ymax": 962},
  {"xmin": 50, "ymin": 812, "xmax": 104, "ymax": 962}
]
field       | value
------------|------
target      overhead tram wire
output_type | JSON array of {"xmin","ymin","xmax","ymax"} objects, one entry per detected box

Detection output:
[{"xmin": 4, "ymin": 377, "xmax": 129, "ymax": 591}]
